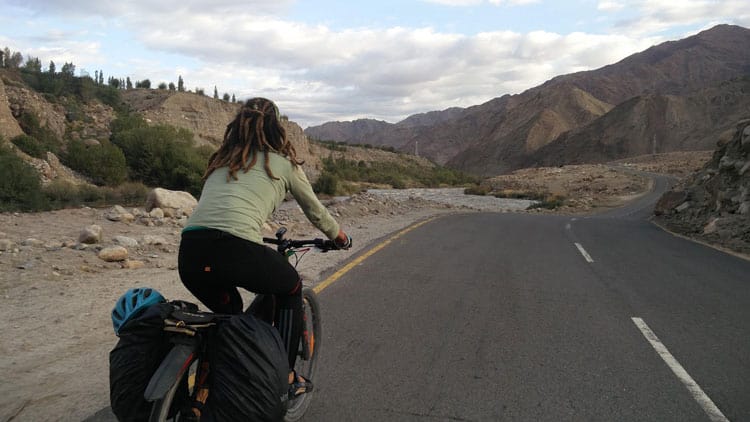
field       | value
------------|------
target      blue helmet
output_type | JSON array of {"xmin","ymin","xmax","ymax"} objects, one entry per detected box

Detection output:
[{"xmin": 112, "ymin": 287, "xmax": 166, "ymax": 335}]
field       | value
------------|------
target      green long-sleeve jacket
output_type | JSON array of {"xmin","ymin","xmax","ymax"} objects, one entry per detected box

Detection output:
[{"xmin": 183, "ymin": 152, "xmax": 339, "ymax": 244}]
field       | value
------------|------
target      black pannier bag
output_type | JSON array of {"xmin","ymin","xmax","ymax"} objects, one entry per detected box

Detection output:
[
  {"xmin": 204, "ymin": 313, "xmax": 289, "ymax": 422},
  {"xmin": 109, "ymin": 302, "xmax": 174, "ymax": 422}
]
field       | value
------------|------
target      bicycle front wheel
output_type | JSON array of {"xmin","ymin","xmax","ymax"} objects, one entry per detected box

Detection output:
[{"xmin": 284, "ymin": 287, "xmax": 323, "ymax": 422}]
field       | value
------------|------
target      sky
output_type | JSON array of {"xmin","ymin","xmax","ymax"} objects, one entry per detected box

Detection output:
[{"xmin": 1, "ymin": 1, "xmax": 749, "ymax": 128}]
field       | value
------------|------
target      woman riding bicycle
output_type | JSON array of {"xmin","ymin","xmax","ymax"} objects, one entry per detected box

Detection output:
[{"xmin": 178, "ymin": 97, "xmax": 351, "ymax": 398}]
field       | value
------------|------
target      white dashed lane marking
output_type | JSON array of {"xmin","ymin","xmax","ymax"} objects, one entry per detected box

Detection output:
[{"xmin": 574, "ymin": 242, "xmax": 595, "ymax": 263}]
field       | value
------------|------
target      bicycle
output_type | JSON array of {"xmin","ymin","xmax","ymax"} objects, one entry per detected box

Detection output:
[{"xmin": 144, "ymin": 227, "xmax": 335, "ymax": 421}]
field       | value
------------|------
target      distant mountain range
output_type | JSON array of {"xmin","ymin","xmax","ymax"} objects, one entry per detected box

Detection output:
[{"xmin": 305, "ymin": 24, "xmax": 750, "ymax": 176}]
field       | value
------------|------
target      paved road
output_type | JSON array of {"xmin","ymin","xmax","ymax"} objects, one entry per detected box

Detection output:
[{"xmin": 305, "ymin": 176, "xmax": 750, "ymax": 421}]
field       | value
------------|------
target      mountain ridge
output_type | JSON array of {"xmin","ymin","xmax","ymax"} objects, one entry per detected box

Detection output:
[{"xmin": 305, "ymin": 24, "xmax": 750, "ymax": 176}]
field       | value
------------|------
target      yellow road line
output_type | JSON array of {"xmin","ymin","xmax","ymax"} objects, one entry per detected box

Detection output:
[{"xmin": 313, "ymin": 217, "xmax": 438, "ymax": 294}]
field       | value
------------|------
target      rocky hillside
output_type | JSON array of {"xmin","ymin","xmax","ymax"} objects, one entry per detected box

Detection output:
[
  {"xmin": 654, "ymin": 120, "xmax": 750, "ymax": 255},
  {"xmin": 519, "ymin": 76, "xmax": 750, "ymax": 168},
  {"xmin": 306, "ymin": 24, "xmax": 750, "ymax": 176},
  {"xmin": 0, "ymin": 73, "xmax": 323, "ymax": 183}
]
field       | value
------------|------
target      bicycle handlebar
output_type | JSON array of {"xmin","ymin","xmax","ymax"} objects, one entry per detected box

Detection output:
[{"xmin": 262, "ymin": 236, "xmax": 338, "ymax": 253}]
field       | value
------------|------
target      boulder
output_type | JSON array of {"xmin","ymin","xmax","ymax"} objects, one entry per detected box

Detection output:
[
  {"xmin": 79, "ymin": 225, "xmax": 103, "ymax": 244},
  {"xmin": 105, "ymin": 205, "xmax": 135, "ymax": 222},
  {"xmin": 113, "ymin": 236, "xmax": 139, "ymax": 248},
  {"xmin": 653, "ymin": 190, "xmax": 687, "ymax": 215},
  {"xmin": 145, "ymin": 188, "xmax": 197, "ymax": 215},
  {"xmin": 98, "ymin": 246, "xmax": 129, "ymax": 262}
]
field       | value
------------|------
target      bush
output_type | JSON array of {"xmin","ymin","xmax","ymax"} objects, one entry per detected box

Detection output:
[
  {"xmin": 64, "ymin": 139, "xmax": 128, "ymax": 186},
  {"xmin": 43, "ymin": 179, "xmax": 82, "ymax": 208},
  {"xmin": 11, "ymin": 134, "xmax": 46, "ymax": 158},
  {"xmin": 42, "ymin": 180, "xmax": 150, "ymax": 209},
  {"xmin": 313, "ymin": 173, "xmax": 339, "ymax": 195},
  {"xmin": 111, "ymin": 116, "xmax": 209, "ymax": 195},
  {"xmin": 17, "ymin": 112, "xmax": 61, "ymax": 155},
  {"xmin": 0, "ymin": 146, "xmax": 47, "ymax": 211},
  {"xmin": 315, "ymin": 156, "xmax": 476, "ymax": 191}
]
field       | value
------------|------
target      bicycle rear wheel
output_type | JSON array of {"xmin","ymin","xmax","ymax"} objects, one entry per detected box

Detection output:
[
  {"xmin": 284, "ymin": 287, "xmax": 322, "ymax": 422},
  {"xmin": 148, "ymin": 356, "xmax": 199, "ymax": 422}
]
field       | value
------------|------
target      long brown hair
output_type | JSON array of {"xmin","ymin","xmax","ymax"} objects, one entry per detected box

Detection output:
[{"xmin": 203, "ymin": 97, "xmax": 303, "ymax": 181}]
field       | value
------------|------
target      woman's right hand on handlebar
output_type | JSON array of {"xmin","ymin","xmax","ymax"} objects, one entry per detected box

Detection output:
[{"xmin": 334, "ymin": 230, "xmax": 352, "ymax": 250}]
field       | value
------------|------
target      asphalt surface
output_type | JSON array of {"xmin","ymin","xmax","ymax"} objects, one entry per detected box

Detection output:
[
  {"xmin": 304, "ymin": 177, "xmax": 750, "ymax": 421},
  {"xmin": 87, "ymin": 174, "xmax": 750, "ymax": 421}
]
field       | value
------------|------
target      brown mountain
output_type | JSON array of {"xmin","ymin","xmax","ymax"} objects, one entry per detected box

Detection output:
[
  {"xmin": 305, "ymin": 24, "xmax": 750, "ymax": 176},
  {"xmin": 518, "ymin": 76, "xmax": 750, "ymax": 168}
]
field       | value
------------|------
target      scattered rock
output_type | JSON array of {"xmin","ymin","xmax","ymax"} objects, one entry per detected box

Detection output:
[
  {"xmin": 0, "ymin": 239, "xmax": 15, "ymax": 251},
  {"xmin": 145, "ymin": 188, "xmax": 197, "ymax": 216},
  {"xmin": 98, "ymin": 246, "xmax": 129, "ymax": 262},
  {"xmin": 21, "ymin": 238, "xmax": 45, "ymax": 247},
  {"xmin": 79, "ymin": 225, "xmax": 103, "ymax": 244},
  {"xmin": 121, "ymin": 259, "xmax": 146, "ymax": 270},
  {"xmin": 149, "ymin": 208, "xmax": 165, "ymax": 219},
  {"xmin": 106, "ymin": 205, "xmax": 135, "ymax": 223},
  {"xmin": 112, "ymin": 236, "xmax": 139, "ymax": 248},
  {"xmin": 142, "ymin": 235, "xmax": 167, "ymax": 245}
]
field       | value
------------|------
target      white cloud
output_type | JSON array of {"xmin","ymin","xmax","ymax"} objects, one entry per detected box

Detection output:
[
  {"xmin": 610, "ymin": 0, "xmax": 750, "ymax": 35},
  {"xmin": 3, "ymin": 0, "xmax": 748, "ymax": 126},
  {"xmin": 421, "ymin": 0, "xmax": 539, "ymax": 6},
  {"xmin": 597, "ymin": 1, "xmax": 624, "ymax": 11}
]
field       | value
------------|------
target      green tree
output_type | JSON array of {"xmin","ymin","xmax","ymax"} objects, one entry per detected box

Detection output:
[
  {"xmin": 158, "ymin": 82, "xmax": 167, "ymax": 90},
  {"xmin": 222, "ymin": 93, "xmax": 230, "ymax": 101},
  {"xmin": 48, "ymin": 60, "xmax": 56, "ymax": 74},
  {"xmin": 213, "ymin": 86, "xmax": 218, "ymax": 99},
  {"xmin": 24, "ymin": 56, "xmax": 42, "ymax": 72},
  {"xmin": 177, "ymin": 75, "xmax": 185, "ymax": 92},
  {"xmin": 231, "ymin": 94, "xmax": 236, "ymax": 102},
  {"xmin": 136, "ymin": 79, "xmax": 151, "ymax": 88},
  {"xmin": 168, "ymin": 82, "xmax": 176, "ymax": 91},
  {"xmin": 126, "ymin": 77, "xmax": 132, "ymax": 89},
  {"xmin": 61, "ymin": 62, "xmax": 75, "ymax": 77},
  {"xmin": 7, "ymin": 51, "xmax": 23, "ymax": 68},
  {"xmin": 99, "ymin": 70, "xmax": 104, "ymax": 85}
]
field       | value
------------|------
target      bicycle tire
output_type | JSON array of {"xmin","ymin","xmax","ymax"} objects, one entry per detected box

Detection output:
[
  {"xmin": 284, "ymin": 287, "xmax": 323, "ymax": 422},
  {"xmin": 148, "ymin": 355, "xmax": 198, "ymax": 422}
]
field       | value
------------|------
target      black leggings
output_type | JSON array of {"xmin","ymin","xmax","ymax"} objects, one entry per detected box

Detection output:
[{"xmin": 178, "ymin": 229, "xmax": 302, "ymax": 369}]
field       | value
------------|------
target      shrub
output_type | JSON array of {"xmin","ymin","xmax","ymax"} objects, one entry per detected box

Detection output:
[
  {"xmin": 0, "ymin": 146, "xmax": 47, "ymax": 211},
  {"xmin": 313, "ymin": 173, "xmax": 339, "ymax": 195},
  {"xmin": 527, "ymin": 194, "xmax": 566, "ymax": 210},
  {"xmin": 43, "ymin": 179, "xmax": 82, "ymax": 208},
  {"xmin": 11, "ymin": 134, "xmax": 46, "ymax": 158},
  {"xmin": 111, "ymin": 118, "xmax": 208, "ymax": 195},
  {"xmin": 17, "ymin": 112, "xmax": 61, "ymax": 155},
  {"xmin": 64, "ymin": 139, "xmax": 128, "ymax": 186}
]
